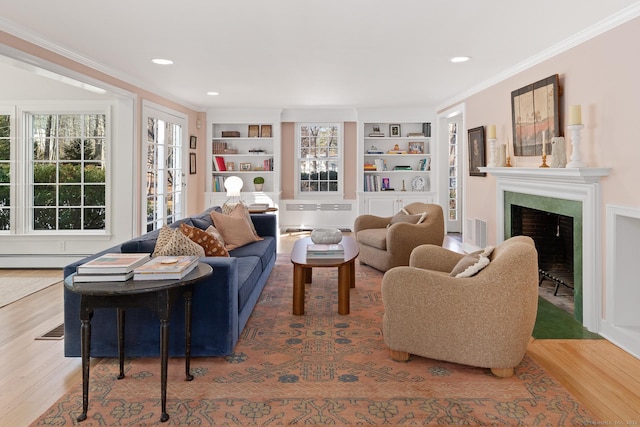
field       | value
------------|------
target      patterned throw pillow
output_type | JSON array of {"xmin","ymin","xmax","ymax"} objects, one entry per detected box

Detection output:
[
  {"xmin": 180, "ymin": 223, "xmax": 229, "ymax": 257},
  {"xmin": 152, "ymin": 225, "xmax": 205, "ymax": 257},
  {"xmin": 210, "ymin": 207, "xmax": 263, "ymax": 250}
]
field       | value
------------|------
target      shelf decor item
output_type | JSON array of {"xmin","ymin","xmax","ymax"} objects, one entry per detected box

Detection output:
[
  {"xmin": 408, "ymin": 141, "xmax": 424, "ymax": 154},
  {"xmin": 260, "ymin": 124, "xmax": 272, "ymax": 138},
  {"xmin": 389, "ymin": 124, "xmax": 401, "ymax": 137},
  {"xmin": 239, "ymin": 162, "xmax": 252, "ymax": 171},
  {"xmin": 248, "ymin": 125, "xmax": 260, "ymax": 138},
  {"xmin": 253, "ymin": 176, "xmax": 265, "ymax": 191},
  {"xmin": 190, "ymin": 153, "xmax": 197, "ymax": 174},
  {"xmin": 189, "ymin": 135, "xmax": 197, "ymax": 149},
  {"xmin": 310, "ymin": 228, "xmax": 342, "ymax": 244}
]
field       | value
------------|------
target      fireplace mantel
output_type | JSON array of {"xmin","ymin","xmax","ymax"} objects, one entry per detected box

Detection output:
[{"xmin": 479, "ymin": 167, "xmax": 611, "ymax": 183}]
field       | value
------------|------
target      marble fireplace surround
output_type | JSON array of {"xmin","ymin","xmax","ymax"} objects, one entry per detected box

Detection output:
[{"xmin": 480, "ymin": 167, "xmax": 610, "ymax": 333}]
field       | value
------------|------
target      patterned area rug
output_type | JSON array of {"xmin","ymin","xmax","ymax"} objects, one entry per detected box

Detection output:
[{"xmin": 31, "ymin": 256, "xmax": 597, "ymax": 426}]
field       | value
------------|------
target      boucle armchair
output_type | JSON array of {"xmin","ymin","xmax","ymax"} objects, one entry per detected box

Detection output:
[
  {"xmin": 354, "ymin": 202, "xmax": 444, "ymax": 272},
  {"xmin": 381, "ymin": 235, "xmax": 539, "ymax": 377}
]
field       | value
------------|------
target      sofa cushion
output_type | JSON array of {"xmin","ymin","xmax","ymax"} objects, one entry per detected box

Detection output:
[
  {"xmin": 210, "ymin": 207, "xmax": 263, "ymax": 250},
  {"xmin": 152, "ymin": 225, "xmax": 205, "ymax": 257},
  {"xmin": 222, "ymin": 203, "xmax": 260, "ymax": 237},
  {"xmin": 236, "ymin": 256, "xmax": 262, "ymax": 312},
  {"xmin": 180, "ymin": 223, "xmax": 229, "ymax": 257},
  {"xmin": 357, "ymin": 228, "xmax": 388, "ymax": 250},
  {"xmin": 228, "ymin": 236, "xmax": 276, "ymax": 270},
  {"xmin": 121, "ymin": 229, "xmax": 160, "ymax": 253}
]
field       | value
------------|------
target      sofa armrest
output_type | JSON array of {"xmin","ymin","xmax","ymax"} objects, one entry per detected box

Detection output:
[
  {"xmin": 251, "ymin": 214, "xmax": 277, "ymax": 238},
  {"xmin": 354, "ymin": 214, "xmax": 391, "ymax": 233}
]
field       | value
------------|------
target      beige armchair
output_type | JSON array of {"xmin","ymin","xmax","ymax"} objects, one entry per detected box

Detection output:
[
  {"xmin": 354, "ymin": 202, "xmax": 445, "ymax": 272},
  {"xmin": 381, "ymin": 235, "xmax": 539, "ymax": 377}
]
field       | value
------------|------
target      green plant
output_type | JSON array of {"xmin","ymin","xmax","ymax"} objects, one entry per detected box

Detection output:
[{"xmin": 253, "ymin": 176, "xmax": 264, "ymax": 184}]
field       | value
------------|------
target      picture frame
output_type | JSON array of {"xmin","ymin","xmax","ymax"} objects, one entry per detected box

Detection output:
[
  {"xmin": 408, "ymin": 141, "xmax": 424, "ymax": 154},
  {"xmin": 467, "ymin": 126, "xmax": 486, "ymax": 177},
  {"xmin": 189, "ymin": 153, "xmax": 197, "ymax": 174},
  {"xmin": 189, "ymin": 135, "xmax": 197, "ymax": 149},
  {"xmin": 248, "ymin": 125, "xmax": 260, "ymax": 138},
  {"xmin": 260, "ymin": 124, "xmax": 272, "ymax": 138},
  {"xmin": 226, "ymin": 162, "xmax": 235, "ymax": 171},
  {"xmin": 511, "ymin": 74, "xmax": 560, "ymax": 156},
  {"xmin": 239, "ymin": 162, "xmax": 252, "ymax": 171},
  {"xmin": 389, "ymin": 124, "xmax": 401, "ymax": 137}
]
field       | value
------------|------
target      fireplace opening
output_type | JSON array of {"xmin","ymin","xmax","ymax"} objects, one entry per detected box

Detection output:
[{"xmin": 511, "ymin": 205, "xmax": 574, "ymax": 312}]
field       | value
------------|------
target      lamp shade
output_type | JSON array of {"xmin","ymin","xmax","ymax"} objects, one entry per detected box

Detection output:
[{"xmin": 224, "ymin": 176, "xmax": 243, "ymax": 197}]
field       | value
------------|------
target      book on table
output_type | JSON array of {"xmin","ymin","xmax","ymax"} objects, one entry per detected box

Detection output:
[
  {"xmin": 73, "ymin": 271, "xmax": 135, "ymax": 283},
  {"xmin": 306, "ymin": 243, "xmax": 345, "ymax": 259},
  {"xmin": 76, "ymin": 253, "xmax": 151, "ymax": 275},
  {"xmin": 133, "ymin": 255, "xmax": 199, "ymax": 281}
]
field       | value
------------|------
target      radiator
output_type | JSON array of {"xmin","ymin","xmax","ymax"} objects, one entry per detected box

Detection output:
[
  {"xmin": 474, "ymin": 218, "xmax": 488, "ymax": 248},
  {"xmin": 280, "ymin": 201, "xmax": 356, "ymax": 232}
]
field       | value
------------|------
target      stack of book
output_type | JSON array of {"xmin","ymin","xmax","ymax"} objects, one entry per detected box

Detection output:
[
  {"xmin": 74, "ymin": 253, "xmax": 151, "ymax": 283},
  {"xmin": 133, "ymin": 255, "xmax": 199, "ymax": 281},
  {"xmin": 306, "ymin": 243, "xmax": 345, "ymax": 260}
]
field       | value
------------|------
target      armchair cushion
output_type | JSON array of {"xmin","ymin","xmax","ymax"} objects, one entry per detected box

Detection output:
[
  {"xmin": 449, "ymin": 246, "xmax": 494, "ymax": 278},
  {"xmin": 356, "ymin": 228, "xmax": 388, "ymax": 250},
  {"xmin": 389, "ymin": 210, "xmax": 426, "ymax": 226}
]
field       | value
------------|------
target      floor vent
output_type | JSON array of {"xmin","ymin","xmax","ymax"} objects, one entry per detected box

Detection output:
[{"xmin": 36, "ymin": 323, "xmax": 64, "ymax": 340}]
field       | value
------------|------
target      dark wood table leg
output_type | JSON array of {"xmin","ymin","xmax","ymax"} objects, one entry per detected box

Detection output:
[
  {"xmin": 117, "ymin": 308, "xmax": 125, "ymax": 379},
  {"xmin": 184, "ymin": 289, "xmax": 194, "ymax": 381},
  {"xmin": 349, "ymin": 260, "xmax": 356, "ymax": 288},
  {"xmin": 338, "ymin": 263, "xmax": 350, "ymax": 315},
  {"xmin": 304, "ymin": 267, "xmax": 312, "ymax": 283},
  {"xmin": 293, "ymin": 265, "xmax": 305, "ymax": 315},
  {"xmin": 159, "ymin": 318, "xmax": 169, "ymax": 422},
  {"xmin": 78, "ymin": 302, "xmax": 92, "ymax": 422}
]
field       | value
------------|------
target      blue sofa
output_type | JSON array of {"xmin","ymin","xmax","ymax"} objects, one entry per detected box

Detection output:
[{"xmin": 63, "ymin": 207, "xmax": 277, "ymax": 357}]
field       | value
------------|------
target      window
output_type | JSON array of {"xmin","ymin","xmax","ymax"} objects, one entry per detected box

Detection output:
[
  {"xmin": 0, "ymin": 114, "xmax": 10, "ymax": 230},
  {"xmin": 297, "ymin": 123, "xmax": 341, "ymax": 193},
  {"xmin": 29, "ymin": 113, "xmax": 107, "ymax": 231}
]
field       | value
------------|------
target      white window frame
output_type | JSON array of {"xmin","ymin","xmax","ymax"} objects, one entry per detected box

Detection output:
[
  {"xmin": 294, "ymin": 122, "xmax": 343, "ymax": 198},
  {"xmin": 0, "ymin": 106, "xmax": 14, "ymax": 234}
]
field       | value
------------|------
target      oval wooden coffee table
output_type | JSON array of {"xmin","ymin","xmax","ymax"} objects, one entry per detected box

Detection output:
[{"xmin": 290, "ymin": 236, "xmax": 359, "ymax": 315}]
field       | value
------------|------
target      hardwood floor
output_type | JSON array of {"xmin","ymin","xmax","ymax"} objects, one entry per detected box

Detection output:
[{"xmin": 1, "ymin": 233, "xmax": 639, "ymax": 426}]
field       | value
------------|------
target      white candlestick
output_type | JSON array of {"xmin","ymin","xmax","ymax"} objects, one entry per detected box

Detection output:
[
  {"xmin": 566, "ymin": 124, "xmax": 586, "ymax": 168},
  {"xmin": 487, "ymin": 138, "xmax": 497, "ymax": 167}
]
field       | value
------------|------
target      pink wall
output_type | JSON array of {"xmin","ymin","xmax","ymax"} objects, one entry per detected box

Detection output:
[
  {"xmin": 453, "ymin": 16, "xmax": 640, "ymax": 247},
  {"xmin": 0, "ymin": 30, "xmax": 206, "ymax": 215}
]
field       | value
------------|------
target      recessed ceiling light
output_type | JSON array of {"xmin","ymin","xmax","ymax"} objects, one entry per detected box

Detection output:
[
  {"xmin": 450, "ymin": 56, "xmax": 471, "ymax": 63},
  {"xmin": 207, "ymin": 91, "xmax": 220, "ymax": 96},
  {"xmin": 151, "ymin": 58, "xmax": 173, "ymax": 65}
]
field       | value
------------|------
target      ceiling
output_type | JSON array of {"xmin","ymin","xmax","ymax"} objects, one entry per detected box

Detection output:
[{"xmin": 1, "ymin": 0, "xmax": 639, "ymax": 111}]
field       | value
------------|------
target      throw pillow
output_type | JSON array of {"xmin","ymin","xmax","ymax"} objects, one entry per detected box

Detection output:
[
  {"xmin": 180, "ymin": 223, "xmax": 229, "ymax": 257},
  {"xmin": 152, "ymin": 226, "xmax": 205, "ymax": 257},
  {"xmin": 210, "ymin": 208, "xmax": 263, "ymax": 250},
  {"xmin": 205, "ymin": 225, "xmax": 226, "ymax": 247},
  {"xmin": 222, "ymin": 202, "xmax": 259, "ymax": 238},
  {"xmin": 449, "ymin": 246, "xmax": 495, "ymax": 278},
  {"xmin": 388, "ymin": 210, "xmax": 427, "ymax": 226}
]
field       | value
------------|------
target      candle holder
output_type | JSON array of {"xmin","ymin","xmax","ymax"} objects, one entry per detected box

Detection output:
[
  {"xmin": 505, "ymin": 155, "xmax": 512, "ymax": 167},
  {"xmin": 486, "ymin": 138, "xmax": 497, "ymax": 167},
  {"xmin": 566, "ymin": 124, "xmax": 586, "ymax": 168},
  {"xmin": 539, "ymin": 153, "xmax": 549, "ymax": 168}
]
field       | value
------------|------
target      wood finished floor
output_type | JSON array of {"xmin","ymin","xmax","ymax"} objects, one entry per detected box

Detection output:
[{"xmin": 0, "ymin": 233, "xmax": 639, "ymax": 426}]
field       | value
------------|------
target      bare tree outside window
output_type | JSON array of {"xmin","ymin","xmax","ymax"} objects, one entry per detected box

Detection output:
[{"xmin": 298, "ymin": 124, "xmax": 340, "ymax": 192}]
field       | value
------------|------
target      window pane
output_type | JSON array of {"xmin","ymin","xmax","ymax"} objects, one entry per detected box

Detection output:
[
  {"xmin": 0, "ymin": 140, "xmax": 9, "ymax": 161},
  {"xmin": 59, "ymin": 185, "xmax": 81, "ymax": 206},
  {"xmin": 33, "ymin": 185, "xmax": 56, "ymax": 206},
  {"xmin": 58, "ymin": 115, "xmax": 82, "ymax": 137},
  {"xmin": 0, "ymin": 208, "xmax": 9, "ymax": 230},
  {"xmin": 33, "ymin": 163, "xmax": 56, "ymax": 183},
  {"xmin": 33, "ymin": 208, "xmax": 56, "ymax": 230},
  {"xmin": 84, "ymin": 163, "xmax": 105, "ymax": 183},
  {"xmin": 59, "ymin": 163, "xmax": 81, "ymax": 183},
  {"xmin": 0, "ymin": 164, "xmax": 9, "ymax": 184},
  {"xmin": 84, "ymin": 208, "xmax": 106, "ymax": 229},
  {"xmin": 84, "ymin": 184, "xmax": 105, "ymax": 206},
  {"xmin": 59, "ymin": 138, "xmax": 81, "ymax": 160},
  {"xmin": 84, "ymin": 139, "xmax": 104, "ymax": 161},
  {"xmin": 59, "ymin": 208, "xmax": 81, "ymax": 229}
]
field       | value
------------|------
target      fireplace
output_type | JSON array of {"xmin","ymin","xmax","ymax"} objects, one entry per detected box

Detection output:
[{"xmin": 481, "ymin": 167, "xmax": 610, "ymax": 332}]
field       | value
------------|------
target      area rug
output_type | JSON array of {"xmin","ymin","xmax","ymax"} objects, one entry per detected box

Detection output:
[
  {"xmin": 0, "ymin": 274, "xmax": 61, "ymax": 308},
  {"xmin": 31, "ymin": 257, "xmax": 597, "ymax": 426}
]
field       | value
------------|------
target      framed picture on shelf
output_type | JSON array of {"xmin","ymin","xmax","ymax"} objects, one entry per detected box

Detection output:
[
  {"xmin": 467, "ymin": 126, "xmax": 486, "ymax": 177},
  {"xmin": 239, "ymin": 162, "xmax": 252, "ymax": 171},
  {"xmin": 189, "ymin": 135, "xmax": 197, "ymax": 149},
  {"xmin": 226, "ymin": 162, "xmax": 235, "ymax": 171},
  {"xmin": 248, "ymin": 125, "xmax": 260, "ymax": 138},
  {"xmin": 260, "ymin": 124, "xmax": 272, "ymax": 138},
  {"xmin": 389, "ymin": 124, "xmax": 401, "ymax": 137},
  {"xmin": 189, "ymin": 153, "xmax": 197, "ymax": 174},
  {"xmin": 511, "ymin": 74, "xmax": 559, "ymax": 156},
  {"xmin": 408, "ymin": 141, "xmax": 424, "ymax": 154}
]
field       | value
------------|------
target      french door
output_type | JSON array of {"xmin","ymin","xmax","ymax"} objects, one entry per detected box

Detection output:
[{"xmin": 142, "ymin": 102, "xmax": 187, "ymax": 232}]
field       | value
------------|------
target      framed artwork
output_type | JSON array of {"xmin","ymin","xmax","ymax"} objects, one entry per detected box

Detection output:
[
  {"xmin": 408, "ymin": 141, "xmax": 424, "ymax": 154},
  {"xmin": 189, "ymin": 135, "xmax": 197, "ymax": 149},
  {"xmin": 226, "ymin": 162, "xmax": 235, "ymax": 171},
  {"xmin": 239, "ymin": 162, "xmax": 252, "ymax": 171},
  {"xmin": 389, "ymin": 124, "xmax": 401, "ymax": 137},
  {"xmin": 189, "ymin": 153, "xmax": 197, "ymax": 174},
  {"xmin": 467, "ymin": 126, "xmax": 486, "ymax": 177},
  {"xmin": 511, "ymin": 74, "xmax": 560, "ymax": 156},
  {"xmin": 260, "ymin": 124, "xmax": 272, "ymax": 138},
  {"xmin": 248, "ymin": 125, "xmax": 260, "ymax": 138}
]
